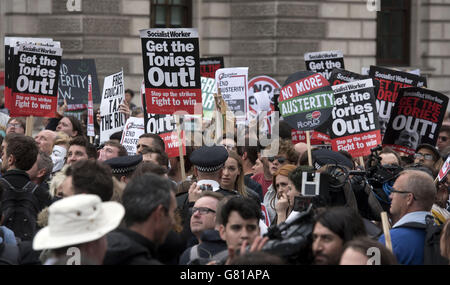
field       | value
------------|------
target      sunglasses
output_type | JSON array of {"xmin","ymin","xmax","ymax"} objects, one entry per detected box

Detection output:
[
  {"xmin": 391, "ymin": 187, "xmax": 416, "ymax": 200},
  {"xmin": 414, "ymin": 153, "xmax": 434, "ymax": 161},
  {"xmin": 191, "ymin": 207, "xmax": 216, "ymax": 215},
  {"xmin": 268, "ymin": 156, "xmax": 286, "ymax": 164}
]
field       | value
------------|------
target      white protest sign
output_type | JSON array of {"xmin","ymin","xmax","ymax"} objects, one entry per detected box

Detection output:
[
  {"xmin": 100, "ymin": 70, "xmax": 125, "ymax": 144},
  {"xmin": 215, "ymin": 67, "xmax": 249, "ymax": 122},
  {"xmin": 120, "ymin": 117, "xmax": 145, "ymax": 156}
]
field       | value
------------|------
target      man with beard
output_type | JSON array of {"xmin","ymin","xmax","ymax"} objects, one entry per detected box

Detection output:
[{"xmin": 312, "ymin": 207, "xmax": 367, "ymax": 265}]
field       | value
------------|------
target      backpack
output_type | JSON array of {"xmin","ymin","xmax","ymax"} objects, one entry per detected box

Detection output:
[
  {"xmin": 0, "ymin": 178, "xmax": 40, "ymax": 242},
  {"xmin": 399, "ymin": 215, "xmax": 449, "ymax": 265}
]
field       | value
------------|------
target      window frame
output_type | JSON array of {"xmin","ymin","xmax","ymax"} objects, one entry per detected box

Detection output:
[
  {"xmin": 376, "ymin": 0, "xmax": 411, "ymax": 66},
  {"xmin": 150, "ymin": 0, "xmax": 192, "ymax": 28}
]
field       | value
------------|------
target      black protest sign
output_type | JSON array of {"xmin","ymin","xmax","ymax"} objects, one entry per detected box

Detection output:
[
  {"xmin": 5, "ymin": 37, "xmax": 56, "ymax": 111},
  {"xmin": 330, "ymin": 79, "xmax": 381, "ymax": 157},
  {"xmin": 200, "ymin": 57, "xmax": 224, "ymax": 78},
  {"xmin": 279, "ymin": 71, "xmax": 334, "ymax": 131},
  {"xmin": 58, "ymin": 59, "xmax": 100, "ymax": 110},
  {"xmin": 382, "ymin": 87, "xmax": 448, "ymax": 155},
  {"xmin": 140, "ymin": 28, "xmax": 202, "ymax": 115},
  {"xmin": 305, "ymin": 50, "xmax": 344, "ymax": 80},
  {"xmin": 10, "ymin": 44, "xmax": 62, "ymax": 117},
  {"xmin": 368, "ymin": 65, "xmax": 427, "ymax": 138}
]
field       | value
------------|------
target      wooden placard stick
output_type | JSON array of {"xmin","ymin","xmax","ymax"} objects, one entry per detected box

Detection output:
[
  {"xmin": 381, "ymin": 211, "xmax": 393, "ymax": 252},
  {"xmin": 175, "ymin": 114, "xmax": 186, "ymax": 181},
  {"xmin": 306, "ymin": 130, "xmax": 313, "ymax": 167},
  {"xmin": 25, "ymin": 116, "xmax": 34, "ymax": 137},
  {"xmin": 359, "ymin": 156, "xmax": 365, "ymax": 169}
]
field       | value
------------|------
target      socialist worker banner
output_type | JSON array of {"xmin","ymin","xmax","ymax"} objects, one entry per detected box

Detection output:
[
  {"xmin": 382, "ymin": 87, "xmax": 448, "ymax": 155},
  {"xmin": 10, "ymin": 44, "xmax": 62, "ymax": 117},
  {"xmin": 305, "ymin": 50, "xmax": 344, "ymax": 80},
  {"xmin": 368, "ymin": 65, "xmax": 427, "ymax": 138},
  {"xmin": 140, "ymin": 28, "xmax": 201, "ymax": 115},
  {"xmin": 330, "ymin": 79, "xmax": 381, "ymax": 157}
]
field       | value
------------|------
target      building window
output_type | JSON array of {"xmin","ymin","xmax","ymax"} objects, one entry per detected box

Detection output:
[
  {"xmin": 376, "ymin": 0, "xmax": 411, "ymax": 66},
  {"xmin": 151, "ymin": 0, "xmax": 192, "ymax": 28}
]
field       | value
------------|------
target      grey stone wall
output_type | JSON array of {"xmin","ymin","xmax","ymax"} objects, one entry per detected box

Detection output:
[
  {"xmin": 2, "ymin": 0, "xmax": 450, "ymax": 110},
  {"xmin": 200, "ymin": 0, "xmax": 376, "ymax": 86},
  {"xmin": 1, "ymin": 0, "xmax": 150, "ymax": 108}
]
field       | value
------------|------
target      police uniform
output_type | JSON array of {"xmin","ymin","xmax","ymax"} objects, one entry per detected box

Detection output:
[
  {"xmin": 189, "ymin": 145, "xmax": 237, "ymax": 197},
  {"xmin": 104, "ymin": 155, "xmax": 143, "ymax": 178}
]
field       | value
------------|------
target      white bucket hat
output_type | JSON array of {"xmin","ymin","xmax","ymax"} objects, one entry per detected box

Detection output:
[{"xmin": 33, "ymin": 194, "xmax": 125, "ymax": 251}]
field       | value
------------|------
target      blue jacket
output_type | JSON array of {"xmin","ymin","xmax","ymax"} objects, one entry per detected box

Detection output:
[
  {"xmin": 379, "ymin": 211, "xmax": 428, "ymax": 265},
  {"xmin": 379, "ymin": 227, "xmax": 425, "ymax": 265}
]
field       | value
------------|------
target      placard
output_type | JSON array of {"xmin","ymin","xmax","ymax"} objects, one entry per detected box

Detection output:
[
  {"xmin": 10, "ymin": 44, "xmax": 62, "ymax": 117},
  {"xmin": 120, "ymin": 117, "xmax": 145, "ymax": 156},
  {"xmin": 57, "ymin": 59, "xmax": 101, "ymax": 110},
  {"xmin": 99, "ymin": 70, "xmax": 125, "ymax": 144},
  {"xmin": 200, "ymin": 57, "xmax": 224, "ymax": 78},
  {"xmin": 330, "ymin": 79, "xmax": 381, "ymax": 157},
  {"xmin": 278, "ymin": 71, "xmax": 334, "ymax": 131},
  {"xmin": 215, "ymin": 67, "xmax": 249, "ymax": 122},
  {"xmin": 140, "ymin": 28, "xmax": 202, "ymax": 114},
  {"xmin": 382, "ymin": 87, "xmax": 448, "ymax": 155},
  {"xmin": 305, "ymin": 50, "xmax": 345, "ymax": 80},
  {"xmin": 369, "ymin": 65, "xmax": 427, "ymax": 138}
]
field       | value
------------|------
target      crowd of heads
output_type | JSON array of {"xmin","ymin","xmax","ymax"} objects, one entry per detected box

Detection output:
[{"xmin": 0, "ymin": 108, "xmax": 448, "ymax": 266}]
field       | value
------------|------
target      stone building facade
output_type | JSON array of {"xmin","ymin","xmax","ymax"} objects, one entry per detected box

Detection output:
[{"xmin": 0, "ymin": 0, "xmax": 450, "ymax": 108}]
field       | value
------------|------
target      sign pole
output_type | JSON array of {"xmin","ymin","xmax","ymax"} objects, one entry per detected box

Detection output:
[
  {"xmin": 25, "ymin": 116, "xmax": 34, "ymax": 137},
  {"xmin": 359, "ymin": 156, "xmax": 365, "ymax": 169},
  {"xmin": 381, "ymin": 212, "xmax": 393, "ymax": 252},
  {"xmin": 175, "ymin": 115, "xmax": 186, "ymax": 181},
  {"xmin": 306, "ymin": 130, "xmax": 313, "ymax": 167}
]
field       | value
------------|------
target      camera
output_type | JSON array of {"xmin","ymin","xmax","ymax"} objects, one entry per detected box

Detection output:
[{"xmin": 199, "ymin": 184, "xmax": 213, "ymax": 191}]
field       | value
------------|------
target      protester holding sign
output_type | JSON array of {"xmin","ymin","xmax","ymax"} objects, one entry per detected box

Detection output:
[
  {"xmin": 382, "ymin": 87, "xmax": 449, "ymax": 156},
  {"xmin": 330, "ymin": 79, "xmax": 380, "ymax": 157}
]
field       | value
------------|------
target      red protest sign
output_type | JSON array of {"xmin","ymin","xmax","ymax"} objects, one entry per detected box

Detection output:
[{"xmin": 140, "ymin": 28, "xmax": 202, "ymax": 115}]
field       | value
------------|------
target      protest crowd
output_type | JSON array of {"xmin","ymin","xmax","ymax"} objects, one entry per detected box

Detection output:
[{"xmin": 0, "ymin": 30, "xmax": 449, "ymax": 267}]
